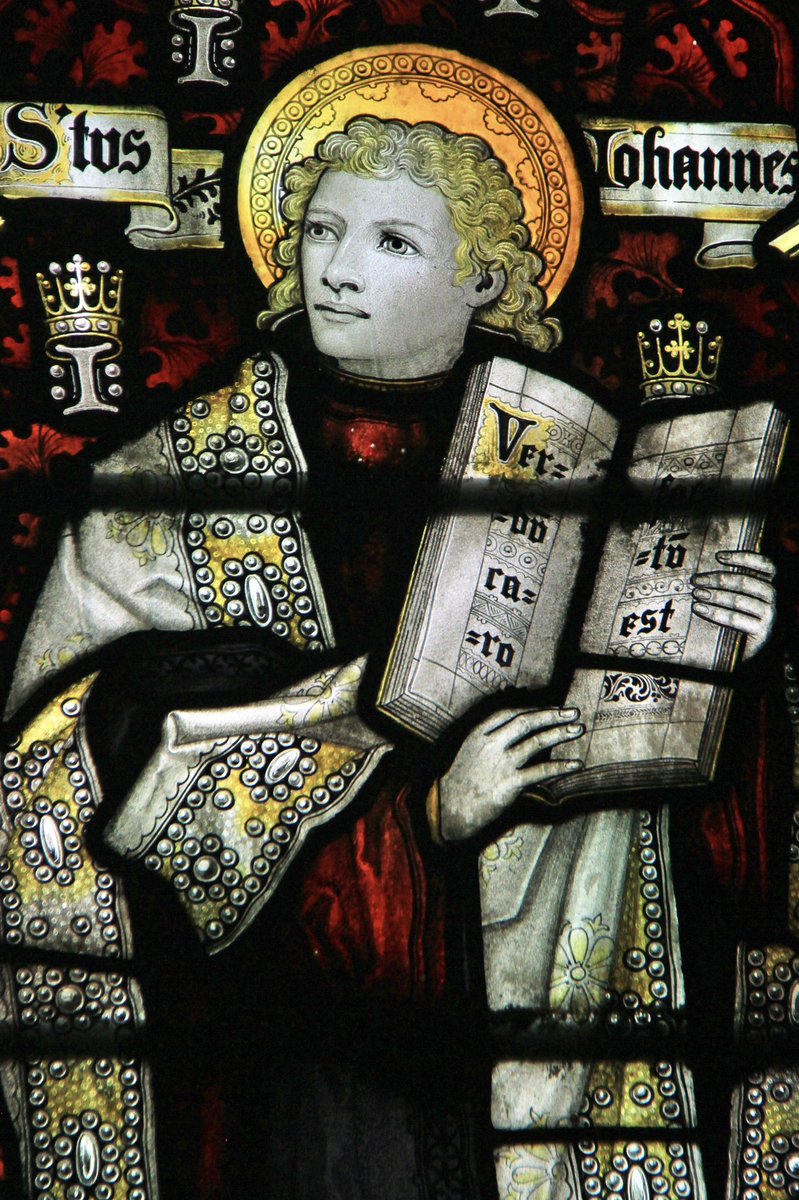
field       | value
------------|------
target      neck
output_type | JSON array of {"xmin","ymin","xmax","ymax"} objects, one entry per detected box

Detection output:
[
  {"xmin": 333, "ymin": 334, "xmax": 467, "ymax": 381},
  {"xmin": 323, "ymin": 359, "xmax": 451, "ymax": 392}
]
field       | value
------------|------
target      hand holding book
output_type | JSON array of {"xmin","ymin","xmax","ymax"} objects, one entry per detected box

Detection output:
[
  {"xmin": 692, "ymin": 549, "xmax": 776, "ymax": 659},
  {"xmin": 437, "ymin": 707, "xmax": 584, "ymax": 841},
  {"xmin": 436, "ymin": 549, "xmax": 774, "ymax": 840}
]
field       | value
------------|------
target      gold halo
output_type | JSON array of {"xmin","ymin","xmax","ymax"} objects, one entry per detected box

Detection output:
[{"xmin": 238, "ymin": 44, "xmax": 583, "ymax": 308}]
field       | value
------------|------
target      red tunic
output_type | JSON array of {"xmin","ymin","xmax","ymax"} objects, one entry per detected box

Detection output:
[{"xmin": 294, "ymin": 373, "xmax": 458, "ymax": 1005}]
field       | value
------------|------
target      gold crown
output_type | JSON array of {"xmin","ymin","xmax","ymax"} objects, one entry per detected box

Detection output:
[
  {"xmin": 637, "ymin": 313, "xmax": 722, "ymax": 402},
  {"xmin": 37, "ymin": 256, "xmax": 124, "ymax": 347}
]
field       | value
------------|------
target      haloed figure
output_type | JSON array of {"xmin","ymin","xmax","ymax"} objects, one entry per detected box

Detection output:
[
  {"xmin": 261, "ymin": 116, "xmax": 775, "ymax": 833},
  {"xmin": 0, "ymin": 115, "xmax": 778, "ymax": 1200},
  {"xmin": 263, "ymin": 117, "xmax": 597, "ymax": 823}
]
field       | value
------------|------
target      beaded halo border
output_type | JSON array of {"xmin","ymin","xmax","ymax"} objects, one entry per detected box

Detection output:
[{"xmin": 238, "ymin": 44, "xmax": 583, "ymax": 307}]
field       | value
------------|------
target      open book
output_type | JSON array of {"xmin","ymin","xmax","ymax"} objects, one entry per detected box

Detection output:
[{"xmin": 378, "ymin": 355, "xmax": 787, "ymax": 798}]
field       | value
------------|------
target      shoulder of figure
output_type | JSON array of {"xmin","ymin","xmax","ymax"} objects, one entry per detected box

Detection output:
[{"xmin": 162, "ymin": 350, "xmax": 295, "ymax": 484}]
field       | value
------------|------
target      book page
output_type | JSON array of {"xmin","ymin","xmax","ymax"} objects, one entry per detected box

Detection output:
[
  {"xmin": 581, "ymin": 402, "xmax": 787, "ymax": 672},
  {"xmin": 548, "ymin": 667, "xmax": 732, "ymax": 798},
  {"xmin": 378, "ymin": 355, "xmax": 618, "ymax": 740},
  {"xmin": 547, "ymin": 400, "xmax": 787, "ymax": 798}
]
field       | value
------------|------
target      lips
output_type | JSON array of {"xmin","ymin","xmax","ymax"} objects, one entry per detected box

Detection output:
[{"xmin": 314, "ymin": 302, "xmax": 369, "ymax": 318}]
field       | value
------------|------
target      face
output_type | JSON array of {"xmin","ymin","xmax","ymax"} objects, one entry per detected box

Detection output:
[{"xmin": 301, "ymin": 170, "xmax": 486, "ymax": 380}]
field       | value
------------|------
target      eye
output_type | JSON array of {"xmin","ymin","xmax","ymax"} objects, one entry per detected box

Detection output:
[
  {"xmin": 304, "ymin": 220, "xmax": 337, "ymax": 242},
  {"xmin": 378, "ymin": 232, "xmax": 419, "ymax": 256}
]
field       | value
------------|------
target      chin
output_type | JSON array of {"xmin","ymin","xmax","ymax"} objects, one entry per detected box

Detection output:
[{"xmin": 308, "ymin": 320, "xmax": 375, "ymax": 367}]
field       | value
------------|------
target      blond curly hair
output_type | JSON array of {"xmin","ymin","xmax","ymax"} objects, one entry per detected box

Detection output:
[{"xmin": 259, "ymin": 116, "xmax": 561, "ymax": 353}]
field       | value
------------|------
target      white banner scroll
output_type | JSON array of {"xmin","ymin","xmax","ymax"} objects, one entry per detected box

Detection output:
[
  {"xmin": 0, "ymin": 101, "xmax": 223, "ymax": 250},
  {"xmin": 581, "ymin": 117, "xmax": 798, "ymax": 268}
]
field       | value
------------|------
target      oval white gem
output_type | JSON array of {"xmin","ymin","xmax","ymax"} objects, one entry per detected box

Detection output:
[
  {"xmin": 627, "ymin": 1165, "xmax": 650, "ymax": 1200},
  {"xmin": 264, "ymin": 748, "xmax": 300, "ymax": 785},
  {"xmin": 789, "ymin": 980, "xmax": 799, "ymax": 1026},
  {"xmin": 76, "ymin": 1130, "xmax": 100, "ymax": 1186},
  {"xmin": 39, "ymin": 815, "xmax": 64, "ymax": 869},
  {"xmin": 244, "ymin": 575, "xmax": 273, "ymax": 627}
]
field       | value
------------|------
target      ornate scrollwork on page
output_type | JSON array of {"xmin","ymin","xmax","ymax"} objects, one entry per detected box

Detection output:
[{"xmin": 601, "ymin": 673, "xmax": 679, "ymax": 705}]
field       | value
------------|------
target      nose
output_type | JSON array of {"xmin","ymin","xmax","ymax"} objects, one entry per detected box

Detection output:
[{"xmin": 321, "ymin": 236, "xmax": 365, "ymax": 294}]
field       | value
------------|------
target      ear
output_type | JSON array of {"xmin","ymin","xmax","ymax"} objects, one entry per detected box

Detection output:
[{"xmin": 463, "ymin": 266, "xmax": 507, "ymax": 310}]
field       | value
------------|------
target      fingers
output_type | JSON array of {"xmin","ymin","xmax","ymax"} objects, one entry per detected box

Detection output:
[
  {"xmin": 694, "ymin": 571, "xmax": 775, "ymax": 606},
  {"xmin": 508, "ymin": 721, "xmax": 584, "ymax": 767},
  {"xmin": 715, "ymin": 550, "xmax": 776, "ymax": 580},
  {"xmin": 691, "ymin": 602, "xmax": 763, "ymax": 636},
  {"xmin": 693, "ymin": 589, "xmax": 771, "ymax": 620},
  {"xmin": 516, "ymin": 758, "xmax": 583, "ymax": 790},
  {"xmin": 482, "ymin": 706, "xmax": 579, "ymax": 745}
]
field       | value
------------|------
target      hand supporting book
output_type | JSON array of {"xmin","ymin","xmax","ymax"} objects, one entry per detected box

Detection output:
[
  {"xmin": 692, "ymin": 549, "xmax": 776, "ymax": 660},
  {"xmin": 437, "ymin": 548, "xmax": 774, "ymax": 843},
  {"xmin": 438, "ymin": 706, "xmax": 584, "ymax": 841}
]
